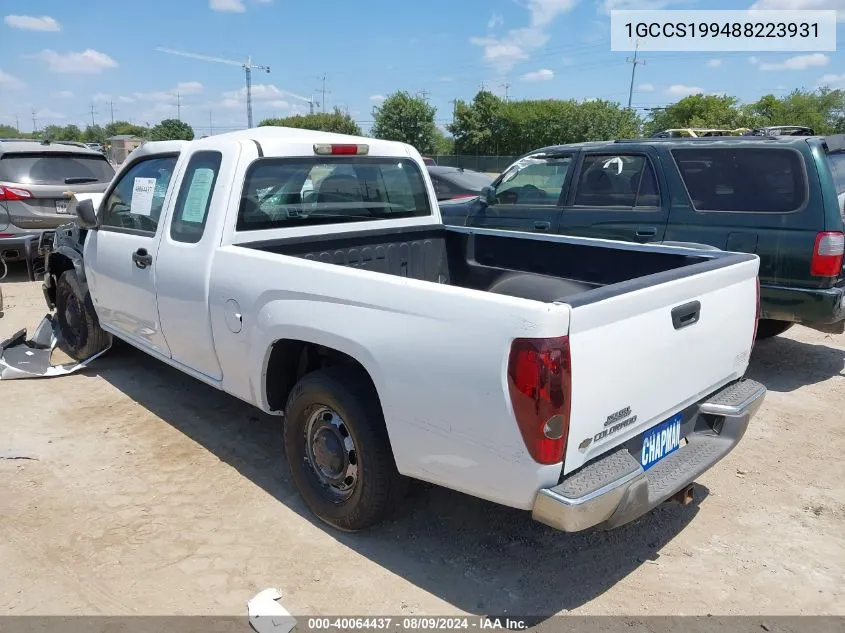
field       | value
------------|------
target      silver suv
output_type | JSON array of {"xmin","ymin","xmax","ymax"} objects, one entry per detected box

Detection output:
[{"xmin": 0, "ymin": 139, "xmax": 115, "ymax": 262}]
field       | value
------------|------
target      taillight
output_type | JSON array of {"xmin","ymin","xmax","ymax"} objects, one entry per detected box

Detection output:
[
  {"xmin": 811, "ymin": 231, "xmax": 844, "ymax": 277},
  {"xmin": 507, "ymin": 336, "xmax": 572, "ymax": 465},
  {"xmin": 313, "ymin": 143, "xmax": 369, "ymax": 156},
  {"xmin": 0, "ymin": 185, "xmax": 33, "ymax": 201},
  {"xmin": 752, "ymin": 276, "xmax": 760, "ymax": 345}
]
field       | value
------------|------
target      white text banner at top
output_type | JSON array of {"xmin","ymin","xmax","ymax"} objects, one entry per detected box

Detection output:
[{"xmin": 610, "ymin": 10, "xmax": 837, "ymax": 52}]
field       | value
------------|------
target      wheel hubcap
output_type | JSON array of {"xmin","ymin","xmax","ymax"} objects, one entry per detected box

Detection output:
[{"xmin": 304, "ymin": 406, "xmax": 358, "ymax": 503}]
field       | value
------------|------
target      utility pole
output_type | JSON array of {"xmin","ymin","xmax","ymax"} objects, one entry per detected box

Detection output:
[
  {"xmin": 209, "ymin": 111, "xmax": 214, "ymax": 136},
  {"xmin": 450, "ymin": 98, "xmax": 458, "ymax": 163},
  {"xmin": 626, "ymin": 39, "xmax": 646, "ymax": 110},
  {"xmin": 89, "ymin": 102, "xmax": 97, "ymax": 127},
  {"xmin": 31, "ymin": 108, "xmax": 38, "ymax": 134},
  {"xmin": 109, "ymin": 100, "xmax": 115, "ymax": 125},
  {"xmin": 480, "ymin": 80, "xmax": 487, "ymax": 92},
  {"xmin": 317, "ymin": 74, "xmax": 330, "ymax": 113},
  {"xmin": 176, "ymin": 92, "xmax": 182, "ymax": 121},
  {"xmin": 14, "ymin": 114, "xmax": 19, "ymax": 133},
  {"xmin": 419, "ymin": 89, "xmax": 430, "ymax": 103},
  {"xmin": 501, "ymin": 82, "xmax": 511, "ymax": 101}
]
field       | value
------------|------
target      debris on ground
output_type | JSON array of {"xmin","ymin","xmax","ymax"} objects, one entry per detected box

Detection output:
[
  {"xmin": 247, "ymin": 588, "xmax": 296, "ymax": 633},
  {"xmin": 0, "ymin": 314, "xmax": 110, "ymax": 380}
]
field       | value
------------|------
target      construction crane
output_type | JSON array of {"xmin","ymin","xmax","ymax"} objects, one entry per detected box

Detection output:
[
  {"xmin": 279, "ymin": 90, "xmax": 319, "ymax": 115},
  {"xmin": 156, "ymin": 47, "xmax": 270, "ymax": 128}
]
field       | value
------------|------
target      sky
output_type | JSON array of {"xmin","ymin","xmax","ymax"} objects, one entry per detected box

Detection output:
[{"xmin": 1, "ymin": 0, "xmax": 844, "ymax": 136}]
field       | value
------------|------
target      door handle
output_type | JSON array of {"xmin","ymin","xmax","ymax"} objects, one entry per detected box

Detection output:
[
  {"xmin": 132, "ymin": 248, "xmax": 153, "ymax": 269},
  {"xmin": 534, "ymin": 221, "xmax": 550, "ymax": 232},
  {"xmin": 636, "ymin": 226, "xmax": 657, "ymax": 238},
  {"xmin": 671, "ymin": 301, "xmax": 701, "ymax": 330}
]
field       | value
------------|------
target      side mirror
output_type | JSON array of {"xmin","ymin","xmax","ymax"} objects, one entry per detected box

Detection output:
[
  {"xmin": 480, "ymin": 185, "xmax": 497, "ymax": 206},
  {"xmin": 75, "ymin": 198, "xmax": 99, "ymax": 229}
]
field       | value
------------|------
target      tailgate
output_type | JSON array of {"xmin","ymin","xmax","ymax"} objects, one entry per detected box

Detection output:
[{"xmin": 562, "ymin": 254, "xmax": 759, "ymax": 475}]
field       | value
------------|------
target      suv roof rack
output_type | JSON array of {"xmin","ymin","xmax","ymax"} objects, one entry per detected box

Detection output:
[{"xmin": 614, "ymin": 136, "xmax": 784, "ymax": 144}]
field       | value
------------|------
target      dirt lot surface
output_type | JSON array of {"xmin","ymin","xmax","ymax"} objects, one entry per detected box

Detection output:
[{"xmin": 1, "ymin": 265, "xmax": 844, "ymax": 619}]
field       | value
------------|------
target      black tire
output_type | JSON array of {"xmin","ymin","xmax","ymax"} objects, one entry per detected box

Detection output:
[
  {"xmin": 55, "ymin": 269, "xmax": 111, "ymax": 360},
  {"xmin": 755, "ymin": 319, "xmax": 794, "ymax": 340},
  {"xmin": 284, "ymin": 366, "xmax": 407, "ymax": 531}
]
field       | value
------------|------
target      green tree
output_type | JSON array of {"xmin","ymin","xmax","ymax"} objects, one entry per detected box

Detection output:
[
  {"xmin": 449, "ymin": 90, "xmax": 506, "ymax": 155},
  {"xmin": 432, "ymin": 128, "xmax": 454, "ymax": 155},
  {"xmin": 83, "ymin": 124, "xmax": 106, "ymax": 144},
  {"xmin": 258, "ymin": 108, "xmax": 362, "ymax": 135},
  {"xmin": 370, "ymin": 91, "xmax": 438, "ymax": 154},
  {"xmin": 746, "ymin": 88, "xmax": 845, "ymax": 134},
  {"xmin": 150, "ymin": 118, "xmax": 194, "ymax": 141},
  {"xmin": 42, "ymin": 124, "xmax": 84, "ymax": 142},
  {"xmin": 644, "ymin": 94, "xmax": 755, "ymax": 135},
  {"xmin": 104, "ymin": 120, "xmax": 149, "ymax": 138},
  {"xmin": 0, "ymin": 124, "xmax": 21, "ymax": 138}
]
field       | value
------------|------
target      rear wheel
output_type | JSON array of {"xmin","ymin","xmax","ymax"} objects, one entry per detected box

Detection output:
[
  {"xmin": 755, "ymin": 319, "xmax": 794, "ymax": 340},
  {"xmin": 55, "ymin": 269, "xmax": 111, "ymax": 360},
  {"xmin": 284, "ymin": 366, "xmax": 407, "ymax": 531}
]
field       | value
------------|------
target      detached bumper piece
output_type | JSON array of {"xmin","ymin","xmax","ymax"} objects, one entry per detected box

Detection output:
[
  {"xmin": 532, "ymin": 378, "xmax": 766, "ymax": 532},
  {"xmin": 0, "ymin": 314, "xmax": 111, "ymax": 380}
]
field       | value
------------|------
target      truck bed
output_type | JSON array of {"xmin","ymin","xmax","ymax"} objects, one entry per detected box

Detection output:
[{"xmin": 238, "ymin": 225, "xmax": 728, "ymax": 304}]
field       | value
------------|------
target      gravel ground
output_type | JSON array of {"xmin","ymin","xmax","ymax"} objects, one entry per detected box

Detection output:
[{"xmin": 0, "ymin": 265, "xmax": 843, "ymax": 619}]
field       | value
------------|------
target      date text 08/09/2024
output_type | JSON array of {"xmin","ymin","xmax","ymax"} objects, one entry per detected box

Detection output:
[{"xmin": 306, "ymin": 618, "xmax": 529, "ymax": 631}]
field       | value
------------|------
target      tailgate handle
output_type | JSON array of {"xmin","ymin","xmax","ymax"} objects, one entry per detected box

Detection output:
[{"xmin": 671, "ymin": 301, "xmax": 701, "ymax": 330}]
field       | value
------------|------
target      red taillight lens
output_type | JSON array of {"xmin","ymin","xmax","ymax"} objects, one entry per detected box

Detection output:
[
  {"xmin": 811, "ymin": 231, "xmax": 844, "ymax": 277},
  {"xmin": 0, "ymin": 233, "xmax": 14, "ymax": 238},
  {"xmin": 507, "ymin": 336, "xmax": 572, "ymax": 465},
  {"xmin": 0, "ymin": 185, "xmax": 33, "ymax": 201},
  {"xmin": 313, "ymin": 143, "xmax": 369, "ymax": 156}
]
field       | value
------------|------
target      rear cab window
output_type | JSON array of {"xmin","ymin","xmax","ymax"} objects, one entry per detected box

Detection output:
[
  {"xmin": 0, "ymin": 152, "xmax": 114, "ymax": 185},
  {"xmin": 237, "ymin": 157, "xmax": 432, "ymax": 231},
  {"xmin": 672, "ymin": 147, "xmax": 807, "ymax": 213}
]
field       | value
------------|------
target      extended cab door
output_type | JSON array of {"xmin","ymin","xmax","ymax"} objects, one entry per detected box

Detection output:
[
  {"xmin": 558, "ymin": 150, "xmax": 669, "ymax": 243},
  {"xmin": 466, "ymin": 153, "xmax": 574, "ymax": 234},
  {"xmin": 83, "ymin": 153, "xmax": 179, "ymax": 356}
]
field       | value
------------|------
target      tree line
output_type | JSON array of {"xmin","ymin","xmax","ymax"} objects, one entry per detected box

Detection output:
[{"xmin": 5, "ymin": 87, "xmax": 843, "ymax": 155}]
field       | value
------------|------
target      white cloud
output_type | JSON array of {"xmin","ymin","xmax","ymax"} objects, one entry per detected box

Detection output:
[
  {"xmin": 210, "ymin": 0, "xmax": 245, "ymax": 11},
  {"xmin": 222, "ymin": 83, "xmax": 285, "ymax": 101},
  {"xmin": 93, "ymin": 93, "xmax": 112, "ymax": 103},
  {"xmin": 666, "ymin": 84, "xmax": 703, "ymax": 97},
  {"xmin": 176, "ymin": 81, "xmax": 204, "ymax": 95},
  {"xmin": 522, "ymin": 68, "xmax": 555, "ymax": 81},
  {"xmin": 35, "ymin": 108, "xmax": 65, "ymax": 120},
  {"xmin": 706, "ymin": 58, "xmax": 722, "ymax": 68},
  {"xmin": 369, "ymin": 95, "xmax": 386, "ymax": 103},
  {"xmin": 0, "ymin": 69, "xmax": 25, "ymax": 90},
  {"xmin": 33, "ymin": 49, "xmax": 117, "ymax": 74},
  {"xmin": 4, "ymin": 14, "xmax": 61, "ymax": 31},
  {"xmin": 53, "ymin": 90, "xmax": 73, "ymax": 99},
  {"xmin": 638, "ymin": 82, "xmax": 655, "ymax": 92},
  {"xmin": 749, "ymin": 0, "xmax": 845, "ymax": 22},
  {"xmin": 470, "ymin": 0, "xmax": 578, "ymax": 71},
  {"xmin": 488, "ymin": 12, "xmax": 504, "ymax": 29},
  {"xmin": 118, "ymin": 95, "xmax": 135, "ymax": 103},
  {"xmin": 819, "ymin": 72, "xmax": 845, "ymax": 87},
  {"xmin": 759, "ymin": 53, "xmax": 829, "ymax": 70}
]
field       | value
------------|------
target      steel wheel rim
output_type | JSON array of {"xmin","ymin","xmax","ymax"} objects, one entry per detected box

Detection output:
[{"xmin": 303, "ymin": 405, "xmax": 358, "ymax": 503}]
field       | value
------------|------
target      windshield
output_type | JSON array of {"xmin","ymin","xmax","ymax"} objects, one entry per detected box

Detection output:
[
  {"xmin": 237, "ymin": 157, "xmax": 433, "ymax": 231},
  {"xmin": 0, "ymin": 152, "xmax": 115, "ymax": 185}
]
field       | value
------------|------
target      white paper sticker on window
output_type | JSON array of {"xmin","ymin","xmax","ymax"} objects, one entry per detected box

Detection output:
[
  {"xmin": 181, "ymin": 168, "xmax": 215, "ymax": 223},
  {"xmin": 130, "ymin": 177, "xmax": 158, "ymax": 217}
]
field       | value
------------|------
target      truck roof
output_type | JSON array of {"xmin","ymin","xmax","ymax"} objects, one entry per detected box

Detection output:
[{"xmin": 133, "ymin": 127, "xmax": 418, "ymax": 161}]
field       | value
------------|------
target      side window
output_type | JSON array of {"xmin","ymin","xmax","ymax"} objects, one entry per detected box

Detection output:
[
  {"xmin": 170, "ymin": 151, "xmax": 222, "ymax": 244},
  {"xmin": 494, "ymin": 155, "xmax": 572, "ymax": 206},
  {"xmin": 673, "ymin": 147, "xmax": 806, "ymax": 213},
  {"xmin": 573, "ymin": 154, "xmax": 660, "ymax": 209},
  {"xmin": 100, "ymin": 155, "xmax": 178, "ymax": 233}
]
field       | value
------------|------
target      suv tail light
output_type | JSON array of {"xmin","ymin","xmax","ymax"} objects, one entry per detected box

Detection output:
[
  {"xmin": 811, "ymin": 232, "xmax": 844, "ymax": 277},
  {"xmin": 0, "ymin": 185, "xmax": 32, "ymax": 201},
  {"xmin": 507, "ymin": 336, "xmax": 572, "ymax": 465}
]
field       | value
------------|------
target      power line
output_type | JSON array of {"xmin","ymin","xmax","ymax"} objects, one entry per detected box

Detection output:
[
  {"xmin": 501, "ymin": 82, "xmax": 511, "ymax": 101},
  {"xmin": 317, "ymin": 73, "xmax": 331, "ymax": 113},
  {"xmin": 89, "ymin": 102, "xmax": 97, "ymax": 127},
  {"xmin": 626, "ymin": 40, "xmax": 646, "ymax": 110}
]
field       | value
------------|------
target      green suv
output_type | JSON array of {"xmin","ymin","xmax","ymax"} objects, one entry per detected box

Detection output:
[{"xmin": 439, "ymin": 135, "xmax": 845, "ymax": 339}]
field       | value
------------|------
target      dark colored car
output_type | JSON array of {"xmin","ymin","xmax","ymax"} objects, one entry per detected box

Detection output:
[
  {"xmin": 439, "ymin": 135, "xmax": 845, "ymax": 339},
  {"xmin": 422, "ymin": 156, "xmax": 437, "ymax": 166},
  {"xmin": 427, "ymin": 166, "xmax": 494, "ymax": 202}
]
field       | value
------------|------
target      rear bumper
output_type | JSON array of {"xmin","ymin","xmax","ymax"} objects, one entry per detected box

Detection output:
[
  {"xmin": 760, "ymin": 283, "xmax": 845, "ymax": 327},
  {"xmin": 531, "ymin": 378, "xmax": 766, "ymax": 533}
]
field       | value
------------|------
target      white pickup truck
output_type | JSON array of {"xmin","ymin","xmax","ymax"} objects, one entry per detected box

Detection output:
[{"xmin": 41, "ymin": 127, "xmax": 766, "ymax": 532}]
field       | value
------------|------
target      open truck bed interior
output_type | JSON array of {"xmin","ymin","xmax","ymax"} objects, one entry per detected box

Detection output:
[{"xmin": 238, "ymin": 225, "xmax": 744, "ymax": 304}]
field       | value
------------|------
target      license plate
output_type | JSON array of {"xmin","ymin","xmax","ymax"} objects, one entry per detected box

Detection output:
[
  {"xmin": 640, "ymin": 413, "xmax": 682, "ymax": 470},
  {"xmin": 55, "ymin": 200, "xmax": 69, "ymax": 214}
]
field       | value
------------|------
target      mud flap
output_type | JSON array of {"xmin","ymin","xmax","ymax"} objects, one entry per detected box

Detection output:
[{"xmin": 0, "ymin": 314, "xmax": 111, "ymax": 380}]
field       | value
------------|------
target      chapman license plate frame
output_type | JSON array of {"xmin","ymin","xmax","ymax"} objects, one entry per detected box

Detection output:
[{"xmin": 640, "ymin": 413, "xmax": 682, "ymax": 470}]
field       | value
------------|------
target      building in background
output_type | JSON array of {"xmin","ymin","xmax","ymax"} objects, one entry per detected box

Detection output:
[{"xmin": 107, "ymin": 135, "xmax": 145, "ymax": 165}]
